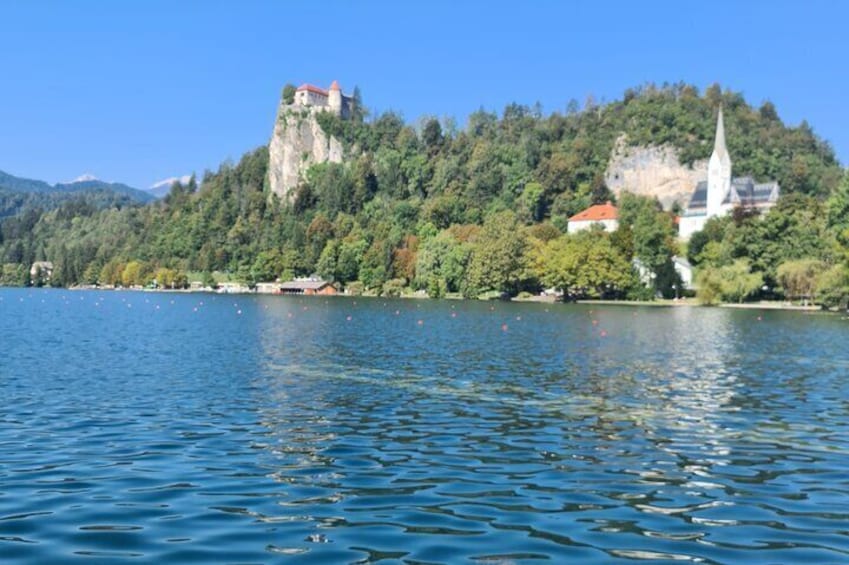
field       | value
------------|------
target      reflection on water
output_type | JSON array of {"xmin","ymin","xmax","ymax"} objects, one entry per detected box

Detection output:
[{"xmin": 1, "ymin": 289, "xmax": 848, "ymax": 563}]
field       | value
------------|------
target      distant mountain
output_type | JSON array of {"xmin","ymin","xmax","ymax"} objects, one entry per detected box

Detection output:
[
  {"xmin": 0, "ymin": 170, "xmax": 53, "ymax": 193},
  {"xmin": 148, "ymin": 175, "xmax": 192, "ymax": 199},
  {"xmin": 0, "ymin": 169, "xmax": 155, "ymax": 218},
  {"xmin": 0, "ymin": 170, "xmax": 154, "ymax": 203},
  {"xmin": 55, "ymin": 179, "xmax": 156, "ymax": 203}
]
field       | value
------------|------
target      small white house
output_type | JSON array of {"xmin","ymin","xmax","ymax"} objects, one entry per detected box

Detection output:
[{"xmin": 567, "ymin": 201, "xmax": 619, "ymax": 234}]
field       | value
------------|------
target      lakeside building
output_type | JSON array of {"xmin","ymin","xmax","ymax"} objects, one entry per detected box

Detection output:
[
  {"xmin": 567, "ymin": 201, "xmax": 619, "ymax": 234},
  {"xmin": 678, "ymin": 107, "xmax": 780, "ymax": 239},
  {"xmin": 280, "ymin": 278, "xmax": 336, "ymax": 295},
  {"xmin": 256, "ymin": 278, "xmax": 337, "ymax": 296}
]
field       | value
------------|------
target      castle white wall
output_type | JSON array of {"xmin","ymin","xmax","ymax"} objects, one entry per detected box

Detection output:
[{"xmin": 294, "ymin": 90, "xmax": 329, "ymax": 107}]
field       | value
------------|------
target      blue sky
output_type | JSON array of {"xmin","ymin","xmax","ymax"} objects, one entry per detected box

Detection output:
[{"xmin": 0, "ymin": 0, "xmax": 846, "ymax": 189}]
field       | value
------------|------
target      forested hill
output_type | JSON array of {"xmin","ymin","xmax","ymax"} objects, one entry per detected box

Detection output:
[
  {"xmin": 0, "ymin": 170, "xmax": 155, "ymax": 218},
  {"xmin": 1, "ymin": 82, "xmax": 848, "ymax": 306}
]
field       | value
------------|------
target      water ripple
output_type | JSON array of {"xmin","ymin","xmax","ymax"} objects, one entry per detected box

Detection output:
[{"xmin": 1, "ymin": 289, "xmax": 848, "ymax": 563}]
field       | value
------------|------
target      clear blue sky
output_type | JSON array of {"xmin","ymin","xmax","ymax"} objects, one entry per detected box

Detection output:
[{"xmin": 1, "ymin": 0, "xmax": 846, "ymax": 189}]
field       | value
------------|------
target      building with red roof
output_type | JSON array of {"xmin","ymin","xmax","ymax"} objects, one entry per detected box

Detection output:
[
  {"xmin": 567, "ymin": 201, "xmax": 619, "ymax": 234},
  {"xmin": 292, "ymin": 80, "xmax": 350, "ymax": 118}
]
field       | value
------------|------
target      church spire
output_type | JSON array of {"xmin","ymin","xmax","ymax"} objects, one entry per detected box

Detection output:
[
  {"xmin": 706, "ymin": 104, "xmax": 732, "ymax": 218},
  {"xmin": 713, "ymin": 104, "xmax": 728, "ymax": 157}
]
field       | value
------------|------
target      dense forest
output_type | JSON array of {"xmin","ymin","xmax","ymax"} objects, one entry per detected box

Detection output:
[{"xmin": 1, "ymin": 83, "xmax": 848, "ymax": 307}]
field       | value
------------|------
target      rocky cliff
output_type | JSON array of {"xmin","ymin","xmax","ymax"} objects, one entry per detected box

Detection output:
[
  {"xmin": 605, "ymin": 135, "xmax": 707, "ymax": 209},
  {"xmin": 267, "ymin": 102, "xmax": 344, "ymax": 201}
]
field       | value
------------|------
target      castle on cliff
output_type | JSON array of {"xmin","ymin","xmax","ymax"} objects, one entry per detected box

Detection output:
[
  {"xmin": 291, "ymin": 80, "xmax": 352, "ymax": 118},
  {"xmin": 266, "ymin": 80, "xmax": 351, "ymax": 200},
  {"xmin": 678, "ymin": 107, "xmax": 780, "ymax": 239}
]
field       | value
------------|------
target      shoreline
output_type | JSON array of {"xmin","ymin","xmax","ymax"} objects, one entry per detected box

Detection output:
[{"xmin": 4, "ymin": 285, "xmax": 843, "ymax": 314}]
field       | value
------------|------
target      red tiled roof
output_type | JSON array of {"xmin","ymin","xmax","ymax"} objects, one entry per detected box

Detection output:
[
  {"xmin": 296, "ymin": 84, "xmax": 328, "ymax": 96},
  {"xmin": 329, "ymin": 80, "xmax": 340, "ymax": 91},
  {"xmin": 569, "ymin": 201, "xmax": 618, "ymax": 222}
]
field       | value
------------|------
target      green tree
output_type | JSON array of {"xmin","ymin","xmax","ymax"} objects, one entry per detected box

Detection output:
[
  {"xmin": 817, "ymin": 264, "xmax": 849, "ymax": 309},
  {"xmin": 100, "ymin": 259, "xmax": 124, "ymax": 286},
  {"xmin": 695, "ymin": 267, "xmax": 724, "ymax": 305},
  {"xmin": 464, "ymin": 211, "xmax": 527, "ymax": 297},
  {"xmin": 202, "ymin": 271, "xmax": 217, "ymax": 289},
  {"xmin": 282, "ymin": 84, "xmax": 296, "ymax": 105},
  {"xmin": 251, "ymin": 249, "xmax": 284, "ymax": 282},
  {"xmin": 619, "ymin": 193, "xmax": 679, "ymax": 296},
  {"xmin": 414, "ymin": 230, "xmax": 471, "ymax": 293},
  {"xmin": 121, "ymin": 261, "xmax": 144, "ymax": 287},
  {"xmin": 718, "ymin": 259, "xmax": 763, "ymax": 303},
  {"xmin": 539, "ymin": 231, "xmax": 632, "ymax": 298},
  {"xmin": 827, "ymin": 170, "xmax": 849, "ymax": 245},
  {"xmin": 776, "ymin": 259, "xmax": 827, "ymax": 304},
  {"xmin": 421, "ymin": 117, "xmax": 443, "ymax": 153},
  {"xmin": 316, "ymin": 240, "xmax": 340, "ymax": 282},
  {"xmin": 382, "ymin": 278, "xmax": 406, "ymax": 297},
  {"xmin": 696, "ymin": 260, "xmax": 763, "ymax": 304},
  {"xmin": 518, "ymin": 182, "xmax": 545, "ymax": 223}
]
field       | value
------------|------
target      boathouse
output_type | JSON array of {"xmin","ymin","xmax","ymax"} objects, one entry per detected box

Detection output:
[{"xmin": 279, "ymin": 278, "xmax": 337, "ymax": 296}]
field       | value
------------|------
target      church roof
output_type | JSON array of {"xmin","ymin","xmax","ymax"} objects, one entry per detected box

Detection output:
[
  {"xmin": 296, "ymin": 83, "xmax": 329, "ymax": 96},
  {"xmin": 687, "ymin": 177, "xmax": 780, "ymax": 210},
  {"xmin": 569, "ymin": 201, "xmax": 618, "ymax": 222},
  {"xmin": 687, "ymin": 181, "xmax": 709, "ymax": 209},
  {"xmin": 730, "ymin": 178, "xmax": 780, "ymax": 207},
  {"xmin": 329, "ymin": 80, "xmax": 340, "ymax": 91}
]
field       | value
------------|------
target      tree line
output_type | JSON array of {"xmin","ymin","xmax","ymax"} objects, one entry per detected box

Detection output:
[{"xmin": 1, "ymin": 82, "xmax": 847, "ymax": 307}]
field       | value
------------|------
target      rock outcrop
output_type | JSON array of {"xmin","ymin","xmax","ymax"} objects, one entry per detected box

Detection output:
[
  {"xmin": 605, "ymin": 135, "xmax": 707, "ymax": 210},
  {"xmin": 267, "ymin": 98, "xmax": 344, "ymax": 201}
]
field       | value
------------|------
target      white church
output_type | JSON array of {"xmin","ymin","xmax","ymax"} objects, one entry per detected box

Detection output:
[{"xmin": 678, "ymin": 107, "xmax": 780, "ymax": 239}]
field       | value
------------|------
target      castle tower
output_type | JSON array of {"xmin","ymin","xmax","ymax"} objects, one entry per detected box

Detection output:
[
  {"xmin": 706, "ymin": 105, "xmax": 732, "ymax": 218},
  {"xmin": 328, "ymin": 80, "xmax": 343, "ymax": 116}
]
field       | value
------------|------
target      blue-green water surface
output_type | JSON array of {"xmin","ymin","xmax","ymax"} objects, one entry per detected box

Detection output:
[{"xmin": 1, "ymin": 288, "xmax": 848, "ymax": 564}]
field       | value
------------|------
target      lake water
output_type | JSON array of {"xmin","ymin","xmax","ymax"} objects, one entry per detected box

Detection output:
[{"xmin": 1, "ymin": 288, "xmax": 848, "ymax": 564}]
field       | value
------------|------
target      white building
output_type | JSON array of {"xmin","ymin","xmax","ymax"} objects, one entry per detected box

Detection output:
[
  {"xmin": 678, "ymin": 107, "xmax": 780, "ymax": 239},
  {"xmin": 292, "ymin": 80, "xmax": 351, "ymax": 118},
  {"xmin": 567, "ymin": 201, "xmax": 619, "ymax": 234}
]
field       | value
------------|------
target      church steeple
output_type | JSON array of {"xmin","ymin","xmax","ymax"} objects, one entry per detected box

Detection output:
[
  {"xmin": 706, "ymin": 105, "xmax": 732, "ymax": 218},
  {"xmin": 713, "ymin": 104, "xmax": 728, "ymax": 157}
]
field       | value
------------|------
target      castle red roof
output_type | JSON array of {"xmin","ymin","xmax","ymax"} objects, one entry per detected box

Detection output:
[
  {"xmin": 329, "ymin": 80, "xmax": 340, "ymax": 91},
  {"xmin": 569, "ymin": 201, "xmax": 618, "ymax": 222},
  {"xmin": 296, "ymin": 83, "xmax": 328, "ymax": 96}
]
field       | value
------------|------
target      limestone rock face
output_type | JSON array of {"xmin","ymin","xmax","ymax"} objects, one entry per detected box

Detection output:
[
  {"xmin": 267, "ymin": 103, "xmax": 344, "ymax": 201},
  {"xmin": 605, "ymin": 135, "xmax": 707, "ymax": 209}
]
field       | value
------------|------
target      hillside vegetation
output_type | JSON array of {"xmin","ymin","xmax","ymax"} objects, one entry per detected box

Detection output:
[
  {"xmin": 0, "ymin": 170, "xmax": 154, "ymax": 218},
  {"xmin": 1, "ymin": 83, "xmax": 847, "ymax": 306}
]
